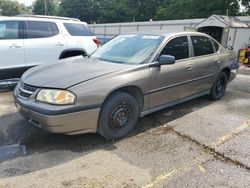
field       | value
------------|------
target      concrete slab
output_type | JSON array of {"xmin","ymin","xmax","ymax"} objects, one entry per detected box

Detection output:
[
  {"xmin": 0, "ymin": 75, "xmax": 250, "ymax": 187},
  {"xmin": 0, "ymin": 91, "xmax": 16, "ymax": 117},
  {"xmin": 162, "ymin": 158, "xmax": 250, "ymax": 188},
  {"xmin": 168, "ymin": 90, "xmax": 250, "ymax": 147},
  {"xmin": 239, "ymin": 65, "xmax": 250, "ymax": 75},
  {"xmin": 228, "ymin": 74, "xmax": 250, "ymax": 94},
  {"xmin": 217, "ymin": 125, "xmax": 250, "ymax": 168},
  {"xmin": 0, "ymin": 150, "xmax": 151, "ymax": 188}
]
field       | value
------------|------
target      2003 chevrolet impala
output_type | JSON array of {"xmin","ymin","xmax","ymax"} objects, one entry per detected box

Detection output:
[{"xmin": 14, "ymin": 31, "xmax": 239, "ymax": 139}]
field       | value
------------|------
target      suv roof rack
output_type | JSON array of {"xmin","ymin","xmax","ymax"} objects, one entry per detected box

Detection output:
[{"xmin": 14, "ymin": 14, "xmax": 81, "ymax": 22}]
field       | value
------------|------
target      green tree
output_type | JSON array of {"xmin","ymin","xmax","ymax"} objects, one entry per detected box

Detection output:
[
  {"xmin": 58, "ymin": 0, "xmax": 164, "ymax": 23},
  {"xmin": 241, "ymin": 0, "xmax": 250, "ymax": 8},
  {"xmin": 0, "ymin": 0, "xmax": 27, "ymax": 16},
  {"xmin": 59, "ymin": 0, "xmax": 96, "ymax": 22},
  {"xmin": 33, "ymin": 0, "xmax": 59, "ymax": 15},
  {"xmin": 155, "ymin": 0, "xmax": 240, "ymax": 20},
  {"xmin": 130, "ymin": 0, "xmax": 163, "ymax": 21},
  {"xmin": 97, "ymin": 0, "xmax": 134, "ymax": 23},
  {"xmin": 56, "ymin": 0, "xmax": 242, "ymax": 23},
  {"xmin": 241, "ymin": 0, "xmax": 250, "ymax": 14}
]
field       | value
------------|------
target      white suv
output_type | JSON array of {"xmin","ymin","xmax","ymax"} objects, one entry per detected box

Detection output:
[{"xmin": 0, "ymin": 15, "xmax": 99, "ymax": 80}]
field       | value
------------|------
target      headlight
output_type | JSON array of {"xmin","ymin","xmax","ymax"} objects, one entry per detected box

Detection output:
[{"xmin": 36, "ymin": 89, "xmax": 76, "ymax": 105}]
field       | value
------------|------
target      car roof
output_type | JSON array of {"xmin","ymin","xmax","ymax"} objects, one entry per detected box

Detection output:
[
  {"xmin": 126, "ymin": 30, "xmax": 209, "ymax": 38},
  {"xmin": 0, "ymin": 15, "xmax": 87, "ymax": 25}
]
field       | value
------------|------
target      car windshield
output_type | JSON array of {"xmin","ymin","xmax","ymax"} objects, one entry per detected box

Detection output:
[{"xmin": 90, "ymin": 34, "xmax": 164, "ymax": 64}]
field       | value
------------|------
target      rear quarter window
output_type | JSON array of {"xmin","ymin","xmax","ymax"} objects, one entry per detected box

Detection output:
[
  {"xmin": 212, "ymin": 39, "xmax": 220, "ymax": 52},
  {"xmin": 63, "ymin": 23, "xmax": 91, "ymax": 36}
]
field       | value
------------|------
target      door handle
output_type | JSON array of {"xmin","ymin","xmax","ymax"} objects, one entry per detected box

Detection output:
[
  {"xmin": 10, "ymin": 44, "xmax": 22, "ymax": 48},
  {"xmin": 55, "ymin": 42, "xmax": 65, "ymax": 47},
  {"xmin": 185, "ymin": 64, "xmax": 193, "ymax": 71}
]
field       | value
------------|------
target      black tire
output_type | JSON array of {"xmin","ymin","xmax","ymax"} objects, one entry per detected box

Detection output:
[
  {"xmin": 209, "ymin": 72, "xmax": 228, "ymax": 100},
  {"xmin": 98, "ymin": 92, "xmax": 139, "ymax": 140}
]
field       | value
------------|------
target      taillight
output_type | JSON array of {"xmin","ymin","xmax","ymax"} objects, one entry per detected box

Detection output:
[{"xmin": 93, "ymin": 36, "xmax": 100, "ymax": 48}]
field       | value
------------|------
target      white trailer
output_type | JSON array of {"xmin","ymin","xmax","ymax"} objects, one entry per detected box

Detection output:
[
  {"xmin": 89, "ymin": 16, "xmax": 250, "ymax": 49},
  {"xmin": 89, "ymin": 18, "xmax": 204, "ymax": 43}
]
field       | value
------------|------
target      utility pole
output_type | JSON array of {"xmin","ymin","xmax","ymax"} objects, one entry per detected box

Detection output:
[{"xmin": 44, "ymin": 0, "xmax": 47, "ymax": 15}]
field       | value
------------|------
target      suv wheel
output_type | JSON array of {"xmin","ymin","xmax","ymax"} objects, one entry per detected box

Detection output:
[{"xmin": 98, "ymin": 92, "xmax": 139, "ymax": 140}]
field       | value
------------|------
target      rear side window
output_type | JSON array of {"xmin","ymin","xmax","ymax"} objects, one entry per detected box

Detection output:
[
  {"xmin": 212, "ymin": 39, "xmax": 219, "ymax": 52},
  {"xmin": 26, "ymin": 21, "xmax": 59, "ymax": 39},
  {"xmin": 64, "ymin": 23, "xmax": 91, "ymax": 36},
  {"xmin": 160, "ymin": 36, "xmax": 189, "ymax": 60},
  {"xmin": 191, "ymin": 36, "xmax": 214, "ymax": 56},
  {"xmin": 0, "ymin": 21, "xmax": 19, "ymax": 40}
]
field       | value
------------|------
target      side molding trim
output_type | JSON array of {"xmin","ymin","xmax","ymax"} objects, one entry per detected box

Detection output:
[{"xmin": 140, "ymin": 90, "xmax": 210, "ymax": 117}]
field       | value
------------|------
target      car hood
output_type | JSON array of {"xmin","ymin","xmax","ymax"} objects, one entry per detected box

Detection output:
[{"xmin": 22, "ymin": 57, "xmax": 132, "ymax": 89}]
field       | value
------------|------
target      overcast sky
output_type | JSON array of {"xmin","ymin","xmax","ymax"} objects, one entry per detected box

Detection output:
[{"xmin": 17, "ymin": 0, "xmax": 36, "ymax": 6}]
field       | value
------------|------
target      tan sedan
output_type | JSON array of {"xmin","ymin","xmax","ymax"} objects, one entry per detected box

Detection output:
[{"xmin": 14, "ymin": 31, "xmax": 239, "ymax": 139}]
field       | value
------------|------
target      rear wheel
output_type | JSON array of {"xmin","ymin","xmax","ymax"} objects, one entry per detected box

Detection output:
[
  {"xmin": 209, "ymin": 72, "xmax": 228, "ymax": 100},
  {"xmin": 98, "ymin": 92, "xmax": 139, "ymax": 140}
]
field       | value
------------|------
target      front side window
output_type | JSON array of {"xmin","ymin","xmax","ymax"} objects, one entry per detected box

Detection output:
[
  {"xmin": 26, "ymin": 21, "xmax": 58, "ymax": 39},
  {"xmin": 160, "ymin": 36, "xmax": 189, "ymax": 60},
  {"xmin": 91, "ymin": 35, "xmax": 164, "ymax": 64},
  {"xmin": 191, "ymin": 36, "xmax": 214, "ymax": 56},
  {"xmin": 0, "ymin": 21, "xmax": 19, "ymax": 40}
]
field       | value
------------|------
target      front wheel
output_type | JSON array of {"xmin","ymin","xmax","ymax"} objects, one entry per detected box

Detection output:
[
  {"xmin": 209, "ymin": 72, "xmax": 228, "ymax": 100},
  {"xmin": 98, "ymin": 92, "xmax": 139, "ymax": 140}
]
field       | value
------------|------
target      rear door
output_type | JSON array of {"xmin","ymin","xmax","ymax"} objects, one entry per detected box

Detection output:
[
  {"xmin": 24, "ymin": 21, "xmax": 66, "ymax": 67},
  {"xmin": 190, "ymin": 35, "xmax": 220, "ymax": 92},
  {"xmin": 63, "ymin": 22, "xmax": 98, "ymax": 55},
  {"xmin": 149, "ymin": 36, "xmax": 199, "ymax": 109},
  {"xmin": 0, "ymin": 20, "xmax": 25, "ymax": 79}
]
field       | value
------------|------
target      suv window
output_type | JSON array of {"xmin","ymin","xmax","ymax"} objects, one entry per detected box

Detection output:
[
  {"xmin": 64, "ymin": 23, "xmax": 91, "ymax": 36},
  {"xmin": 160, "ymin": 36, "xmax": 189, "ymax": 60},
  {"xmin": 26, "ymin": 21, "xmax": 59, "ymax": 39},
  {"xmin": 0, "ymin": 21, "xmax": 19, "ymax": 40},
  {"xmin": 191, "ymin": 36, "xmax": 214, "ymax": 56}
]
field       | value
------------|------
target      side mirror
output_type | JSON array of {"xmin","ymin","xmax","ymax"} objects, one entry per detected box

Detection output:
[
  {"xmin": 226, "ymin": 46, "xmax": 233, "ymax": 50},
  {"xmin": 158, "ymin": 55, "xmax": 175, "ymax": 65}
]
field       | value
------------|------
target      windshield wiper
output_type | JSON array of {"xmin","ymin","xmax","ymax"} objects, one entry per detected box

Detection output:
[{"xmin": 95, "ymin": 57, "xmax": 126, "ymax": 64}]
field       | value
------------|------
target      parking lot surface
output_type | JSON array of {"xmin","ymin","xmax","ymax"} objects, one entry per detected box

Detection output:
[{"xmin": 0, "ymin": 74, "xmax": 249, "ymax": 188}]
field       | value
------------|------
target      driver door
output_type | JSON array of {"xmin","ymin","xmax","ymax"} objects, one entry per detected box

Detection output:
[{"xmin": 149, "ymin": 35, "xmax": 198, "ymax": 109}]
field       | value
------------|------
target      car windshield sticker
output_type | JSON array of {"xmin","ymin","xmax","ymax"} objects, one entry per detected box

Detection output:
[
  {"xmin": 142, "ymin": 35, "xmax": 161, "ymax": 40},
  {"xmin": 124, "ymin": 35, "xmax": 137, "ymax": 38}
]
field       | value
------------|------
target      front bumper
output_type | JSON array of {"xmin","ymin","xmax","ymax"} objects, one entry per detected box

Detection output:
[{"xmin": 14, "ymin": 88, "xmax": 100, "ymax": 135}]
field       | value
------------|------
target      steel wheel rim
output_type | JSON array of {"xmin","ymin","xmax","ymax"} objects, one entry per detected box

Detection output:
[
  {"xmin": 216, "ymin": 79, "xmax": 225, "ymax": 94},
  {"xmin": 109, "ymin": 102, "xmax": 131, "ymax": 130}
]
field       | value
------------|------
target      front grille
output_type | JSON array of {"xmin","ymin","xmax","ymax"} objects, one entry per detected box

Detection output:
[
  {"xmin": 23, "ymin": 84, "xmax": 37, "ymax": 92},
  {"xmin": 17, "ymin": 81, "xmax": 38, "ymax": 99}
]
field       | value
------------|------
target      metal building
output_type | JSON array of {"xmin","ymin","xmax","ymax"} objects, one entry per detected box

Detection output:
[{"xmin": 195, "ymin": 15, "xmax": 250, "ymax": 53}]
